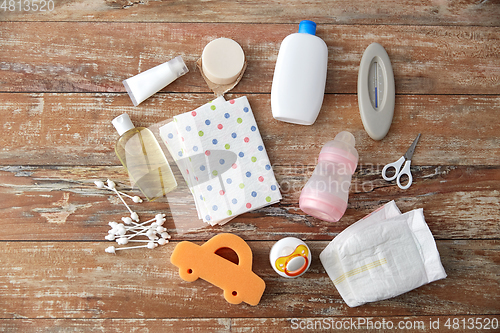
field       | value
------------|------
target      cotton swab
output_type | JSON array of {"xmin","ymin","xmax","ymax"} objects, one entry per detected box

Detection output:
[
  {"xmin": 116, "ymin": 238, "xmax": 168, "ymax": 246},
  {"xmin": 105, "ymin": 179, "xmax": 140, "ymax": 222},
  {"xmin": 95, "ymin": 179, "xmax": 141, "ymax": 222},
  {"xmin": 105, "ymin": 242, "xmax": 157, "ymax": 254},
  {"xmin": 94, "ymin": 180, "xmax": 143, "ymax": 203},
  {"xmin": 122, "ymin": 214, "xmax": 166, "ymax": 228}
]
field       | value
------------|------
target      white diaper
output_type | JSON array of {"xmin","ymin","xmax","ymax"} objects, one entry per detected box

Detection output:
[{"xmin": 319, "ymin": 201, "xmax": 446, "ymax": 307}]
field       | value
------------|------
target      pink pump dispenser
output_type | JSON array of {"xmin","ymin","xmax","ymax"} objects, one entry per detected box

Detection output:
[{"xmin": 299, "ymin": 131, "xmax": 358, "ymax": 222}]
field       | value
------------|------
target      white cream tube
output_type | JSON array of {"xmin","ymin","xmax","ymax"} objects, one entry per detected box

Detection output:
[{"xmin": 123, "ymin": 56, "xmax": 189, "ymax": 106}]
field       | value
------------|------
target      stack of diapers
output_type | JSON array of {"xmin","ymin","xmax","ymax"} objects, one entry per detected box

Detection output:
[
  {"xmin": 159, "ymin": 96, "xmax": 282, "ymax": 226},
  {"xmin": 319, "ymin": 201, "xmax": 446, "ymax": 307}
]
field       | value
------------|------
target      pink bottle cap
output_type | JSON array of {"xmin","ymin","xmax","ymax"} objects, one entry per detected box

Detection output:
[{"xmin": 318, "ymin": 146, "xmax": 358, "ymax": 175}]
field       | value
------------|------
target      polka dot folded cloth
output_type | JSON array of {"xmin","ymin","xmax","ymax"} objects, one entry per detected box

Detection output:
[{"xmin": 159, "ymin": 96, "xmax": 281, "ymax": 225}]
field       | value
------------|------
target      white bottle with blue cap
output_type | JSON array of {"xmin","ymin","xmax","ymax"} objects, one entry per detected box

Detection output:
[{"xmin": 271, "ymin": 20, "xmax": 328, "ymax": 125}]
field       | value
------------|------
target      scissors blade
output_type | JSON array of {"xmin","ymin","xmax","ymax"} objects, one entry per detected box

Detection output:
[{"xmin": 403, "ymin": 133, "xmax": 421, "ymax": 160}]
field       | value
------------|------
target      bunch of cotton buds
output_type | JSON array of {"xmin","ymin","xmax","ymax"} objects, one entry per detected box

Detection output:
[
  {"xmin": 94, "ymin": 178, "xmax": 171, "ymax": 254},
  {"xmin": 105, "ymin": 213, "xmax": 171, "ymax": 254}
]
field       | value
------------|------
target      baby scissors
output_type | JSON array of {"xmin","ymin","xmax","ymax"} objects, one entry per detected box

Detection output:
[{"xmin": 382, "ymin": 133, "xmax": 421, "ymax": 189}]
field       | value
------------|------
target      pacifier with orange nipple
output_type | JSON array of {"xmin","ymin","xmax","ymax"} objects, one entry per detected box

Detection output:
[{"xmin": 269, "ymin": 237, "xmax": 312, "ymax": 278}]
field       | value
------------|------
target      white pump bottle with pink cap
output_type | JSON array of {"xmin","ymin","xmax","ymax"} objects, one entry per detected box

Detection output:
[{"xmin": 299, "ymin": 131, "xmax": 359, "ymax": 222}]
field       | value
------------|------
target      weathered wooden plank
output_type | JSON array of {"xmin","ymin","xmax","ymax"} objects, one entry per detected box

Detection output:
[
  {"xmin": 2, "ymin": 316, "xmax": 499, "ymax": 332},
  {"xmin": 0, "ymin": 93, "xmax": 499, "ymax": 166},
  {"xmin": 0, "ymin": 0, "xmax": 498, "ymax": 27},
  {"xmin": 0, "ymin": 241, "xmax": 497, "ymax": 319},
  {"xmin": 0, "ymin": 318, "xmax": 231, "ymax": 333},
  {"xmin": 0, "ymin": 23, "xmax": 499, "ymax": 94},
  {"xmin": 0, "ymin": 164, "xmax": 498, "ymax": 241}
]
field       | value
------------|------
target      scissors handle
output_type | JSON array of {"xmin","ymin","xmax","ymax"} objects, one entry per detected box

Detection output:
[
  {"xmin": 396, "ymin": 160, "xmax": 413, "ymax": 190},
  {"xmin": 382, "ymin": 156, "xmax": 405, "ymax": 181}
]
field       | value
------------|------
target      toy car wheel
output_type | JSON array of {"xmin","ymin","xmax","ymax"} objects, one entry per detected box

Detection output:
[
  {"xmin": 224, "ymin": 288, "xmax": 243, "ymax": 304},
  {"xmin": 179, "ymin": 267, "xmax": 199, "ymax": 282}
]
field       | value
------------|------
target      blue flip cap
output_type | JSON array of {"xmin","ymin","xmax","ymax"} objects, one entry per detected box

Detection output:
[{"xmin": 298, "ymin": 20, "xmax": 317, "ymax": 35}]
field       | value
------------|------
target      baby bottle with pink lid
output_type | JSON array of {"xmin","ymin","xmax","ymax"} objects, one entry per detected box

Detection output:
[{"xmin": 299, "ymin": 131, "xmax": 358, "ymax": 222}]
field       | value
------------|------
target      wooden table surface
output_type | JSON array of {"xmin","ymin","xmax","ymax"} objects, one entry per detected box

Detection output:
[{"xmin": 1, "ymin": 1, "xmax": 499, "ymax": 332}]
